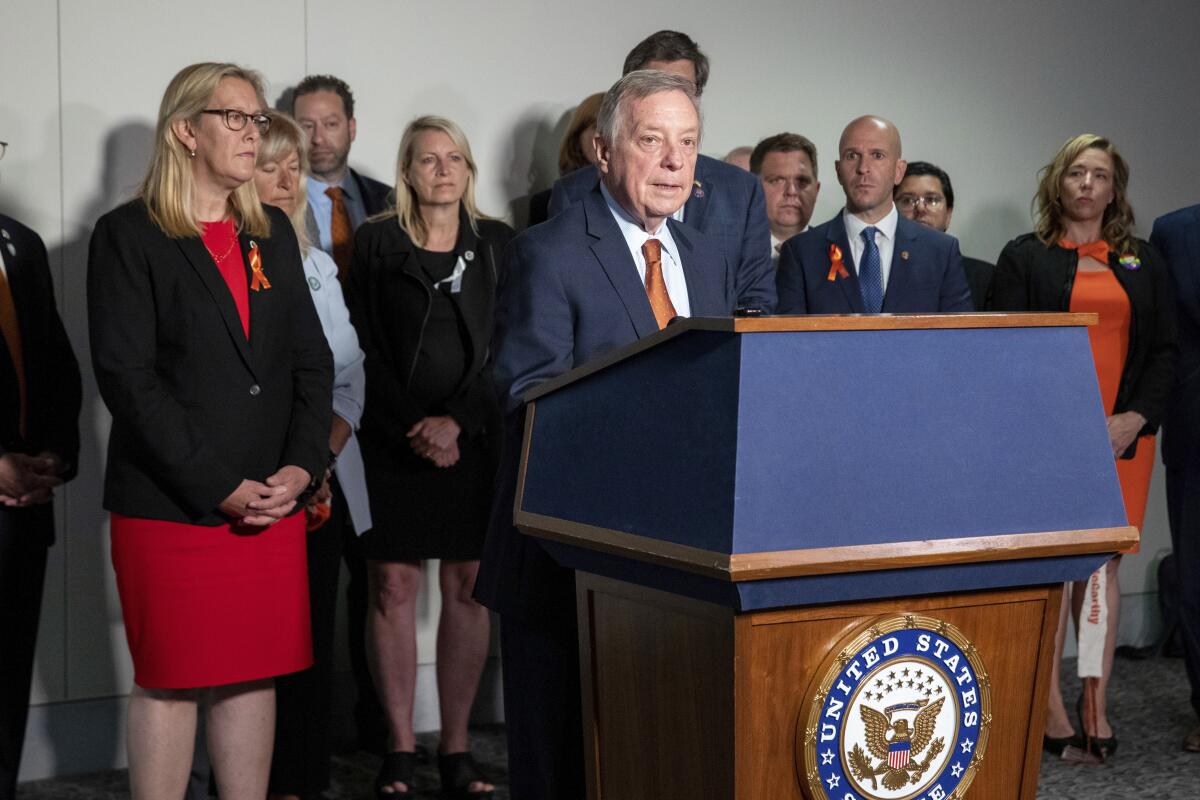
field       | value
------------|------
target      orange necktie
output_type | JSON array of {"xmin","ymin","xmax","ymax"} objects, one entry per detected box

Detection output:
[
  {"xmin": 326, "ymin": 186, "xmax": 353, "ymax": 280},
  {"xmin": 0, "ymin": 267, "xmax": 26, "ymax": 437},
  {"xmin": 1060, "ymin": 238, "xmax": 1110, "ymax": 263},
  {"xmin": 641, "ymin": 238, "xmax": 677, "ymax": 330}
]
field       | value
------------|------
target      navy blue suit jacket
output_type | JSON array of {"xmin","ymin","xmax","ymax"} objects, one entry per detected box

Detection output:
[
  {"xmin": 776, "ymin": 212, "xmax": 972, "ymax": 314},
  {"xmin": 1152, "ymin": 204, "xmax": 1200, "ymax": 469},
  {"xmin": 548, "ymin": 154, "xmax": 775, "ymax": 312},
  {"xmin": 474, "ymin": 186, "xmax": 735, "ymax": 617}
]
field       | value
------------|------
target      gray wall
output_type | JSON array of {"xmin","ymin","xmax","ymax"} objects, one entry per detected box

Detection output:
[{"xmin": 2, "ymin": 0, "xmax": 1197, "ymax": 781}]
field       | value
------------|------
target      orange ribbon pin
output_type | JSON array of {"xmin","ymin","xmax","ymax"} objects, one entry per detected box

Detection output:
[
  {"xmin": 827, "ymin": 243, "xmax": 849, "ymax": 282},
  {"xmin": 248, "ymin": 241, "xmax": 271, "ymax": 291}
]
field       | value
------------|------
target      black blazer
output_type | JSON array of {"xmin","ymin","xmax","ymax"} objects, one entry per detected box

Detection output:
[
  {"xmin": 87, "ymin": 200, "xmax": 332, "ymax": 525},
  {"xmin": 991, "ymin": 233, "xmax": 1177, "ymax": 447},
  {"xmin": 962, "ymin": 256, "xmax": 995, "ymax": 311},
  {"xmin": 0, "ymin": 215, "xmax": 82, "ymax": 546},
  {"xmin": 344, "ymin": 208, "xmax": 514, "ymax": 449}
]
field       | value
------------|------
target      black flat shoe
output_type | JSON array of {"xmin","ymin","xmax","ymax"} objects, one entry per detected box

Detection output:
[
  {"xmin": 376, "ymin": 751, "xmax": 416, "ymax": 798},
  {"xmin": 438, "ymin": 751, "xmax": 494, "ymax": 800}
]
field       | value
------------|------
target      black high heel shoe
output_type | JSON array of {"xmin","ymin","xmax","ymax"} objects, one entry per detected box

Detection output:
[
  {"xmin": 1076, "ymin": 695, "xmax": 1118, "ymax": 760},
  {"xmin": 438, "ymin": 751, "xmax": 494, "ymax": 800},
  {"xmin": 375, "ymin": 751, "xmax": 416, "ymax": 798},
  {"xmin": 1042, "ymin": 733, "xmax": 1079, "ymax": 757}
]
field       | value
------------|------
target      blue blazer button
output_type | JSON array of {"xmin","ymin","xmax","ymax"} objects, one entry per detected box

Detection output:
[{"xmin": 249, "ymin": 384, "xmax": 261, "ymax": 396}]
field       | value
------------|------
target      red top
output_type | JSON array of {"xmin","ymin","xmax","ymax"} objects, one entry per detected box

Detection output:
[{"xmin": 201, "ymin": 219, "xmax": 250, "ymax": 338}]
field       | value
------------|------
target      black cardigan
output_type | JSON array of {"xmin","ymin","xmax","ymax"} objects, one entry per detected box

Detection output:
[
  {"xmin": 87, "ymin": 200, "xmax": 333, "ymax": 524},
  {"xmin": 344, "ymin": 208, "xmax": 515, "ymax": 449},
  {"xmin": 990, "ymin": 233, "xmax": 1177, "ymax": 448}
]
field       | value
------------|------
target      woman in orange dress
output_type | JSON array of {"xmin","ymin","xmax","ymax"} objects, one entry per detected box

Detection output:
[{"xmin": 992, "ymin": 134, "xmax": 1176, "ymax": 761}]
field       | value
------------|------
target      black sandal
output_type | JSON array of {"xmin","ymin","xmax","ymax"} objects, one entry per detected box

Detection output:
[
  {"xmin": 438, "ymin": 751, "xmax": 494, "ymax": 800},
  {"xmin": 376, "ymin": 751, "xmax": 416, "ymax": 798}
]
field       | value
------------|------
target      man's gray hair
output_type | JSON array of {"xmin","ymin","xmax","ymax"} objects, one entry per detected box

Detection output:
[{"xmin": 595, "ymin": 70, "xmax": 702, "ymax": 146}]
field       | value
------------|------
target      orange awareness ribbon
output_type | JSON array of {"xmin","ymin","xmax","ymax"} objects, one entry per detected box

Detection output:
[
  {"xmin": 826, "ymin": 243, "xmax": 850, "ymax": 282},
  {"xmin": 248, "ymin": 242, "xmax": 271, "ymax": 291},
  {"xmin": 1060, "ymin": 238, "xmax": 1110, "ymax": 263}
]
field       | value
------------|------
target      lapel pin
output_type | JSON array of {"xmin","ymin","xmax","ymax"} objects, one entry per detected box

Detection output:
[
  {"xmin": 901, "ymin": 251, "xmax": 910, "ymax": 260},
  {"xmin": 693, "ymin": 180, "xmax": 704, "ymax": 199},
  {"xmin": 1, "ymin": 228, "xmax": 10, "ymax": 240},
  {"xmin": 464, "ymin": 250, "xmax": 474, "ymax": 262},
  {"xmin": 5, "ymin": 243, "xmax": 15, "ymax": 258}
]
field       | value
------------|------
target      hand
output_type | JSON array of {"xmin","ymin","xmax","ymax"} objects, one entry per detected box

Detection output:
[
  {"xmin": 0, "ymin": 453, "xmax": 63, "ymax": 505},
  {"xmin": 407, "ymin": 416, "xmax": 462, "ymax": 466},
  {"xmin": 1106, "ymin": 411, "xmax": 1146, "ymax": 458},
  {"xmin": 312, "ymin": 472, "xmax": 332, "ymax": 506},
  {"xmin": 219, "ymin": 466, "xmax": 310, "ymax": 527}
]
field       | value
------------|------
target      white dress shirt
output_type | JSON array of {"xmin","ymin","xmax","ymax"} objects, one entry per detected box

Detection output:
[
  {"xmin": 600, "ymin": 183, "xmax": 691, "ymax": 317},
  {"xmin": 843, "ymin": 205, "xmax": 899, "ymax": 293}
]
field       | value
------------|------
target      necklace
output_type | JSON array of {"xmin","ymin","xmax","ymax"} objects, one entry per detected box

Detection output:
[{"xmin": 204, "ymin": 232, "xmax": 239, "ymax": 265}]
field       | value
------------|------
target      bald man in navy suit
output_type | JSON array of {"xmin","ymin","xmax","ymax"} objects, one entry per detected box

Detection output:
[{"xmin": 776, "ymin": 116, "xmax": 971, "ymax": 315}]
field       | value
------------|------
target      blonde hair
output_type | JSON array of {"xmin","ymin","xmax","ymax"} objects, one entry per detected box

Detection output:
[
  {"xmin": 558, "ymin": 92, "xmax": 604, "ymax": 176},
  {"xmin": 257, "ymin": 110, "xmax": 311, "ymax": 254},
  {"xmin": 389, "ymin": 116, "xmax": 487, "ymax": 247},
  {"xmin": 1034, "ymin": 133, "xmax": 1136, "ymax": 255},
  {"xmin": 141, "ymin": 62, "xmax": 271, "ymax": 239}
]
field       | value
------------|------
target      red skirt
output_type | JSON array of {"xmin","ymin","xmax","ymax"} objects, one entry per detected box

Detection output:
[{"xmin": 111, "ymin": 511, "xmax": 312, "ymax": 689}]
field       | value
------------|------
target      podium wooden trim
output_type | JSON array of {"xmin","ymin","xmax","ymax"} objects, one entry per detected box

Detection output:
[{"xmin": 517, "ymin": 511, "xmax": 1136, "ymax": 581}]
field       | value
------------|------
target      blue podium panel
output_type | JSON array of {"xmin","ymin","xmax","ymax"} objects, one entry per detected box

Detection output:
[
  {"xmin": 523, "ymin": 330, "xmax": 742, "ymax": 553},
  {"xmin": 521, "ymin": 320, "xmax": 1126, "ymax": 561},
  {"xmin": 732, "ymin": 326, "xmax": 1126, "ymax": 553}
]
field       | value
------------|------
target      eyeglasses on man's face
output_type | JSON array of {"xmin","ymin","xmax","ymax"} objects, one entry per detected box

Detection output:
[
  {"xmin": 200, "ymin": 109, "xmax": 271, "ymax": 135},
  {"xmin": 896, "ymin": 193, "xmax": 946, "ymax": 211}
]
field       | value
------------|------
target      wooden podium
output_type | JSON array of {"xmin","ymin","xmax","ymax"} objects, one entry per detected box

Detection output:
[{"xmin": 515, "ymin": 314, "xmax": 1134, "ymax": 800}]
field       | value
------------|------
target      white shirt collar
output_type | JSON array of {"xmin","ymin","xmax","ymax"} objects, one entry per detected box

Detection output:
[
  {"xmin": 599, "ymin": 182, "xmax": 682, "ymax": 267},
  {"xmin": 843, "ymin": 204, "xmax": 899, "ymax": 243}
]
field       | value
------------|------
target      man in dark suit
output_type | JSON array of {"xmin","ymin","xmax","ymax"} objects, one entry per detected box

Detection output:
[
  {"xmin": 1151, "ymin": 203, "xmax": 1200, "ymax": 752},
  {"xmin": 548, "ymin": 30, "xmax": 775, "ymax": 313},
  {"xmin": 292, "ymin": 74, "xmax": 391, "ymax": 275},
  {"xmin": 776, "ymin": 116, "xmax": 972, "ymax": 314},
  {"xmin": 895, "ymin": 161, "xmax": 994, "ymax": 310},
  {"xmin": 475, "ymin": 70, "xmax": 734, "ymax": 800},
  {"xmin": 291, "ymin": 72, "xmax": 390, "ymax": 753},
  {"xmin": 0, "ymin": 213, "xmax": 81, "ymax": 800}
]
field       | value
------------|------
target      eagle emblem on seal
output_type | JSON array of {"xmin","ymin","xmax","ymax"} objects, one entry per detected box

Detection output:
[{"xmin": 847, "ymin": 697, "xmax": 945, "ymax": 791}]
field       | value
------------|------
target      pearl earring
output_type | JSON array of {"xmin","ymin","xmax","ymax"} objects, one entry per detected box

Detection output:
[{"xmin": 189, "ymin": 149, "xmax": 196, "ymax": 158}]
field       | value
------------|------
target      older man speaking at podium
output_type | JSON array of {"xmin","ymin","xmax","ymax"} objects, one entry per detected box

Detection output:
[{"xmin": 475, "ymin": 69, "xmax": 738, "ymax": 799}]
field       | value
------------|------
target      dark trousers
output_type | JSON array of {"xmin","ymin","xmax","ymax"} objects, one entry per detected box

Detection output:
[
  {"xmin": 0, "ymin": 509, "xmax": 50, "ymax": 800},
  {"xmin": 269, "ymin": 477, "xmax": 350, "ymax": 795},
  {"xmin": 343, "ymin": 499, "xmax": 382, "ymax": 751},
  {"xmin": 1167, "ymin": 466, "xmax": 1200, "ymax": 720},
  {"xmin": 498, "ymin": 584, "xmax": 585, "ymax": 800}
]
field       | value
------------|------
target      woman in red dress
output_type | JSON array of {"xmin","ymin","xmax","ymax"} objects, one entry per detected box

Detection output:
[
  {"xmin": 992, "ymin": 134, "xmax": 1176, "ymax": 761},
  {"xmin": 87, "ymin": 63, "xmax": 332, "ymax": 799}
]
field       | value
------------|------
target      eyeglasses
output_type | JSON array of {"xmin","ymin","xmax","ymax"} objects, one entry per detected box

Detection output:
[
  {"xmin": 200, "ymin": 109, "xmax": 271, "ymax": 135},
  {"xmin": 0, "ymin": 141, "xmax": 7, "ymax": 161},
  {"xmin": 896, "ymin": 193, "xmax": 945, "ymax": 211}
]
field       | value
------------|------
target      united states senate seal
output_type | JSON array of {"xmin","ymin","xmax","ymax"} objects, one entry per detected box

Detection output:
[{"xmin": 796, "ymin": 613, "xmax": 991, "ymax": 800}]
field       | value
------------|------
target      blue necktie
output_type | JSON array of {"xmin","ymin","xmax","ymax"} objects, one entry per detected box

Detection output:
[{"xmin": 859, "ymin": 226, "xmax": 883, "ymax": 312}]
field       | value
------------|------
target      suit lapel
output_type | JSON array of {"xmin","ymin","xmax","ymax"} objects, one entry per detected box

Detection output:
[
  {"xmin": 667, "ymin": 219, "xmax": 725, "ymax": 315},
  {"xmin": 827, "ymin": 214, "xmax": 866, "ymax": 313},
  {"xmin": 240, "ymin": 231, "xmax": 271, "ymax": 362},
  {"xmin": 584, "ymin": 190, "xmax": 660, "ymax": 338},
  {"xmin": 1187, "ymin": 207, "xmax": 1200, "ymax": 302},
  {"xmin": 881, "ymin": 217, "xmax": 920, "ymax": 312},
  {"xmin": 178, "ymin": 236, "xmax": 259, "ymax": 379},
  {"xmin": 683, "ymin": 155, "xmax": 714, "ymax": 233}
]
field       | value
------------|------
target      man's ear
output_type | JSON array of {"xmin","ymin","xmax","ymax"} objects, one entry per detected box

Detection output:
[
  {"xmin": 348, "ymin": 117, "xmax": 357, "ymax": 144},
  {"xmin": 595, "ymin": 136, "xmax": 610, "ymax": 175}
]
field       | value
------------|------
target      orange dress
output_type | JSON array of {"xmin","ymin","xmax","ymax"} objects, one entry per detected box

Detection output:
[{"xmin": 1069, "ymin": 269, "xmax": 1155, "ymax": 540}]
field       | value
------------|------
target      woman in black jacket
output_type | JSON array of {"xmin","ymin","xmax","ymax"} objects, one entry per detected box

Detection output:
[
  {"xmin": 345, "ymin": 116, "xmax": 513, "ymax": 799},
  {"xmin": 992, "ymin": 133, "xmax": 1175, "ymax": 762}
]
